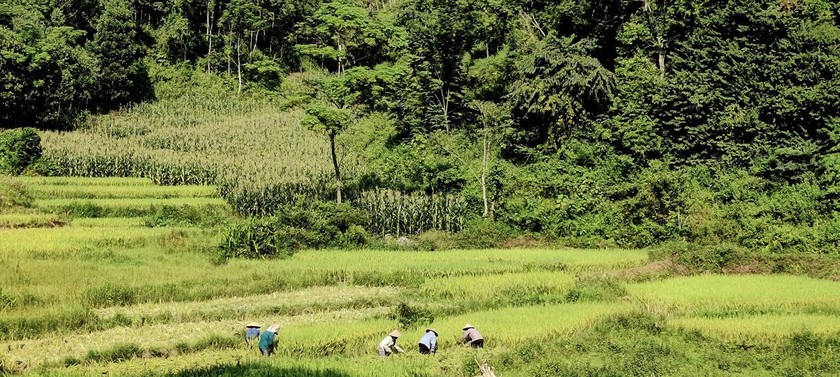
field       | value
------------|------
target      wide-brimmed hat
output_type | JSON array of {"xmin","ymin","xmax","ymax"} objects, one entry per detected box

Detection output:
[
  {"xmin": 425, "ymin": 328, "xmax": 438, "ymax": 336},
  {"xmin": 462, "ymin": 324, "xmax": 474, "ymax": 330},
  {"xmin": 246, "ymin": 322, "xmax": 261, "ymax": 328},
  {"xmin": 267, "ymin": 324, "xmax": 280, "ymax": 333},
  {"xmin": 388, "ymin": 330, "xmax": 402, "ymax": 338}
]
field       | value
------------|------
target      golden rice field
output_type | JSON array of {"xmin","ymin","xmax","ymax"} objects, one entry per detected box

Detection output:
[{"xmin": 1, "ymin": 177, "xmax": 838, "ymax": 376}]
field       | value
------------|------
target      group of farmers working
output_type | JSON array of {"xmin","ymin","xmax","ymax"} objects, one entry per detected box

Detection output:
[
  {"xmin": 243, "ymin": 323, "xmax": 484, "ymax": 357},
  {"xmin": 378, "ymin": 324, "xmax": 484, "ymax": 357}
]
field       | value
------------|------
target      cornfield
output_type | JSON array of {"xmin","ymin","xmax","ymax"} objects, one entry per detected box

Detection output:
[
  {"xmin": 354, "ymin": 189, "xmax": 469, "ymax": 237},
  {"xmin": 39, "ymin": 94, "xmax": 362, "ymax": 201}
]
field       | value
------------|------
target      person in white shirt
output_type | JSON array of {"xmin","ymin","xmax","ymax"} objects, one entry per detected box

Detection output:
[{"xmin": 377, "ymin": 330, "xmax": 404, "ymax": 357}]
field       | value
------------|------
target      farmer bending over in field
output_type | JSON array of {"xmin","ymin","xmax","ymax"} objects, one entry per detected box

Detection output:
[
  {"xmin": 378, "ymin": 330, "xmax": 404, "ymax": 357},
  {"xmin": 461, "ymin": 324, "xmax": 484, "ymax": 348},
  {"xmin": 259, "ymin": 324, "xmax": 280, "ymax": 356},
  {"xmin": 244, "ymin": 323, "xmax": 261, "ymax": 347},
  {"xmin": 418, "ymin": 328, "xmax": 438, "ymax": 354}
]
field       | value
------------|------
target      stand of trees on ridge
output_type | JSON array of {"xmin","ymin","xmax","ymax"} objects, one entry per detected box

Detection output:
[{"xmin": 2, "ymin": 0, "xmax": 839, "ymax": 261}]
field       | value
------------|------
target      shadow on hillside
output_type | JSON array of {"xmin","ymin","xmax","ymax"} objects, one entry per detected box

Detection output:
[{"xmin": 145, "ymin": 363, "xmax": 352, "ymax": 377}]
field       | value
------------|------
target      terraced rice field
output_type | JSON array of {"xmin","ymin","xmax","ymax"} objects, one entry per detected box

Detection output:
[{"xmin": 1, "ymin": 177, "xmax": 838, "ymax": 376}]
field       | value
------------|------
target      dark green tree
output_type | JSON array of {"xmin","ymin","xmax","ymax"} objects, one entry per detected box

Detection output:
[
  {"xmin": 294, "ymin": 0, "xmax": 392, "ymax": 75},
  {"xmin": 219, "ymin": 0, "xmax": 269, "ymax": 93},
  {"xmin": 88, "ymin": 0, "xmax": 153, "ymax": 110},
  {"xmin": 0, "ymin": 1, "xmax": 97, "ymax": 128},
  {"xmin": 506, "ymin": 34, "xmax": 614, "ymax": 157},
  {"xmin": 301, "ymin": 76, "xmax": 359, "ymax": 204}
]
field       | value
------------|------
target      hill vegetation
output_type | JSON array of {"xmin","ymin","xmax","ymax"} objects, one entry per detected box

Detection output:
[{"xmin": 2, "ymin": 0, "xmax": 839, "ymax": 258}]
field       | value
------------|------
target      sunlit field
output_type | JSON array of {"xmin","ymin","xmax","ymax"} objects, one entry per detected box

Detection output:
[{"xmin": 1, "ymin": 177, "xmax": 838, "ymax": 376}]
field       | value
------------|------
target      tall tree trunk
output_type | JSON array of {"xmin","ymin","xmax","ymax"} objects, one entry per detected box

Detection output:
[
  {"xmin": 481, "ymin": 131, "xmax": 489, "ymax": 218},
  {"xmin": 658, "ymin": 49, "xmax": 666, "ymax": 76},
  {"xmin": 434, "ymin": 87, "xmax": 451, "ymax": 132},
  {"xmin": 329, "ymin": 132, "xmax": 342, "ymax": 204},
  {"xmin": 236, "ymin": 36, "xmax": 242, "ymax": 94},
  {"xmin": 206, "ymin": 0, "xmax": 213, "ymax": 73}
]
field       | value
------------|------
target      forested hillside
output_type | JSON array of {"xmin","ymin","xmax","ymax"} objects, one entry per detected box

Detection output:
[{"xmin": 2, "ymin": 0, "xmax": 839, "ymax": 260}]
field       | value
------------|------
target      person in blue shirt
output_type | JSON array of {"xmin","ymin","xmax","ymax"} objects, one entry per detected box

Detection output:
[
  {"xmin": 259, "ymin": 324, "xmax": 279, "ymax": 356},
  {"xmin": 244, "ymin": 323, "xmax": 261, "ymax": 347},
  {"xmin": 418, "ymin": 328, "xmax": 438, "ymax": 354}
]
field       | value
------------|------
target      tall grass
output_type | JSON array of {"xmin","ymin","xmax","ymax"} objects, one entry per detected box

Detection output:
[
  {"xmin": 26, "ymin": 184, "xmax": 216, "ymax": 199},
  {"xmin": 628, "ymin": 275, "xmax": 840, "ymax": 314},
  {"xmin": 426, "ymin": 303, "xmax": 633, "ymax": 349},
  {"xmin": 3, "ymin": 308, "xmax": 388, "ymax": 371},
  {"xmin": 670, "ymin": 314, "xmax": 840, "ymax": 343},
  {"xmin": 34, "ymin": 198, "xmax": 228, "ymax": 216},
  {"xmin": 419, "ymin": 272, "xmax": 576, "ymax": 306},
  {"xmin": 0, "ymin": 213, "xmax": 66, "ymax": 228}
]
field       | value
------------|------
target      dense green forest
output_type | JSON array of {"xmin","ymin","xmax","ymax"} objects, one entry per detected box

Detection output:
[{"xmin": 2, "ymin": 0, "xmax": 839, "ymax": 261}]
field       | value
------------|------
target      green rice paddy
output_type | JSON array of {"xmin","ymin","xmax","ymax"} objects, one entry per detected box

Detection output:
[{"xmin": 0, "ymin": 177, "xmax": 838, "ymax": 376}]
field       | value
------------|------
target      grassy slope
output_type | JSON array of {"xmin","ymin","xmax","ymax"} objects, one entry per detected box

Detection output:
[{"xmin": 1, "ymin": 177, "xmax": 838, "ymax": 376}]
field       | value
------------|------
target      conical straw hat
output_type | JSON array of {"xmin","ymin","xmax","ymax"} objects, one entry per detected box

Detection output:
[
  {"xmin": 426, "ymin": 328, "xmax": 438, "ymax": 336},
  {"xmin": 462, "ymin": 324, "xmax": 474, "ymax": 330},
  {"xmin": 267, "ymin": 324, "xmax": 280, "ymax": 333},
  {"xmin": 388, "ymin": 330, "xmax": 402, "ymax": 338},
  {"xmin": 246, "ymin": 323, "xmax": 261, "ymax": 328}
]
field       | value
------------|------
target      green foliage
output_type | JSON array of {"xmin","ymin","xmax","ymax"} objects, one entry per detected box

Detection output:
[
  {"xmin": 294, "ymin": 0, "xmax": 395, "ymax": 74},
  {"xmin": 302, "ymin": 101, "xmax": 355, "ymax": 137},
  {"xmin": 566, "ymin": 277, "xmax": 628, "ymax": 303},
  {"xmin": 6, "ymin": 0, "xmax": 840, "ymax": 258},
  {"xmin": 0, "ymin": 177, "xmax": 32, "ymax": 210},
  {"xmin": 219, "ymin": 202, "xmax": 369, "ymax": 259},
  {"xmin": 507, "ymin": 34, "xmax": 614, "ymax": 154},
  {"xmin": 355, "ymin": 189, "xmax": 468, "ymax": 237},
  {"xmin": 89, "ymin": 0, "xmax": 153, "ymax": 110},
  {"xmin": 0, "ymin": 128, "xmax": 42, "ymax": 174},
  {"xmin": 389, "ymin": 302, "xmax": 434, "ymax": 329},
  {"xmin": 455, "ymin": 219, "xmax": 515, "ymax": 249}
]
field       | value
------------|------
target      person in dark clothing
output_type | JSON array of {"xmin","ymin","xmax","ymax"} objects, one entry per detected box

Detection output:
[{"xmin": 259, "ymin": 324, "xmax": 280, "ymax": 356}]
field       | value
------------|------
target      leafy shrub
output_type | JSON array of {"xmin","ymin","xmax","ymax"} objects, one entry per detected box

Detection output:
[
  {"xmin": 455, "ymin": 219, "xmax": 516, "ymax": 248},
  {"xmin": 566, "ymin": 277, "xmax": 627, "ymax": 303},
  {"xmin": 651, "ymin": 240, "xmax": 747, "ymax": 272},
  {"xmin": 0, "ymin": 128, "xmax": 42, "ymax": 174},
  {"xmin": 0, "ymin": 177, "xmax": 32, "ymax": 210},
  {"xmin": 414, "ymin": 230, "xmax": 456, "ymax": 251},
  {"xmin": 219, "ymin": 202, "xmax": 369, "ymax": 259},
  {"xmin": 338, "ymin": 225, "xmax": 369, "ymax": 247},
  {"xmin": 389, "ymin": 302, "xmax": 434, "ymax": 328}
]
